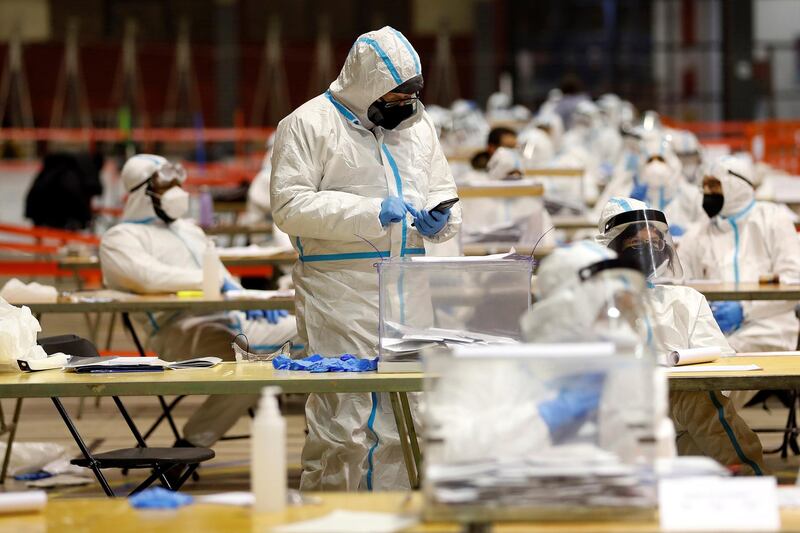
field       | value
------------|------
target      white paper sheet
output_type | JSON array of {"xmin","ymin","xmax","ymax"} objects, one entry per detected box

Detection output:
[
  {"xmin": 408, "ymin": 252, "xmax": 515, "ymax": 262},
  {"xmin": 196, "ymin": 491, "xmax": 254, "ymax": 506},
  {"xmin": 669, "ymin": 347, "xmax": 721, "ymax": 367},
  {"xmin": 659, "ymin": 477, "xmax": 779, "ymax": 531},
  {"xmin": 0, "ymin": 491, "xmax": 46, "ymax": 514},
  {"xmin": 269, "ymin": 510, "xmax": 418, "ymax": 533},
  {"xmin": 668, "ymin": 364, "xmax": 761, "ymax": 373}
]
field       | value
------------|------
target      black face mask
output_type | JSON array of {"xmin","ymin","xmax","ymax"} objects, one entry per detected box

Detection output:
[
  {"xmin": 367, "ymin": 100, "xmax": 416, "ymax": 130},
  {"xmin": 618, "ymin": 245, "xmax": 670, "ymax": 278},
  {"xmin": 702, "ymin": 193, "xmax": 724, "ymax": 218}
]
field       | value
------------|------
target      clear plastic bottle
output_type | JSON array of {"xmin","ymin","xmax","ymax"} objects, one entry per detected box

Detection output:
[
  {"xmin": 202, "ymin": 239, "xmax": 221, "ymax": 299},
  {"xmin": 252, "ymin": 386, "xmax": 286, "ymax": 513}
]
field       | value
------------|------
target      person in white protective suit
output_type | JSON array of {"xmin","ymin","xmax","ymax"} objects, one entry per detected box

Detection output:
[
  {"xmin": 597, "ymin": 197, "xmax": 766, "ymax": 475},
  {"xmin": 101, "ymin": 154, "xmax": 297, "ymax": 447},
  {"xmin": 460, "ymin": 147, "xmax": 555, "ymax": 248},
  {"xmin": 529, "ymin": 112, "xmax": 564, "ymax": 154},
  {"xmin": 667, "ymin": 129, "xmax": 703, "ymax": 185},
  {"xmin": 594, "ymin": 94, "xmax": 624, "ymax": 180},
  {"xmin": 518, "ymin": 121, "xmax": 555, "ymax": 167},
  {"xmin": 560, "ymin": 100, "xmax": 600, "ymax": 154},
  {"xmin": 522, "ymin": 240, "xmax": 677, "ymax": 461},
  {"xmin": 679, "ymin": 156, "xmax": 800, "ymax": 354},
  {"xmin": 240, "ymin": 133, "xmax": 292, "ymax": 249},
  {"xmin": 636, "ymin": 135, "xmax": 704, "ymax": 237},
  {"xmin": 270, "ymin": 26, "xmax": 461, "ymax": 491}
]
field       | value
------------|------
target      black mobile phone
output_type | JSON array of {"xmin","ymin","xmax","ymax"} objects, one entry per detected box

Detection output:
[
  {"xmin": 431, "ymin": 197, "xmax": 459, "ymax": 213},
  {"xmin": 411, "ymin": 198, "xmax": 459, "ymax": 227}
]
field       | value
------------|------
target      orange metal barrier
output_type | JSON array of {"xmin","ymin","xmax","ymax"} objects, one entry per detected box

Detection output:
[
  {"xmin": 0, "ymin": 127, "xmax": 274, "ymax": 143},
  {"xmin": 665, "ymin": 118, "xmax": 800, "ymax": 174}
]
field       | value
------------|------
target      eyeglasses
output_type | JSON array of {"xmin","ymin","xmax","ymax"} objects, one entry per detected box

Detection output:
[
  {"xmin": 382, "ymin": 95, "xmax": 419, "ymax": 108},
  {"xmin": 623, "ymin": 238, "xmax": 667, "ymax": 253}
]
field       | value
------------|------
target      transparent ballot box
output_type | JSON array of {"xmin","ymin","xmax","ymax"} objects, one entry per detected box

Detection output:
[
  {"xmin": 376, "ymin": 256, "xmax": 533, "ymax": 372},
  {"xmin": 422, "ymin": 343, "xmax": 658, "ymax": 523}
]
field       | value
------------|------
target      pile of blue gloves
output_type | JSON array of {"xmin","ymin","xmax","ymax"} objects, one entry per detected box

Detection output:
[
  {"xmin": 221, "ymin": 278, "xmax": 289, "ymax": 324},
  {"xmin": 273, "ymin": 354, "xmax": 378, "ymax": 373},
  {"xmin": 378, "ymin": 196, "xmax": 450, "ymax": 237},
  {"xmin": 711, "ymin": 301, "xmax": 744, "ymax": 334}
]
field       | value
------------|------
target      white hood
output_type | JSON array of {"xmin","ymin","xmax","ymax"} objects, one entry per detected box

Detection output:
[
  {"xmin": 120, "ymin": 154, "xmax": 168, "ymax": 222},
  {"xmin": 328, "ymin": 26, "xmax": 422, "ymax": 128}
]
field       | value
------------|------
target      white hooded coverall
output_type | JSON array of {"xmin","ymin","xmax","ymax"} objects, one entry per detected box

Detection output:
[
  {"xmin": 101, "ymin": 154, "xmax": 297, "ymax": 446},
  {"xmin": 597, "ymin": 197, "xmax": 765, "ymax": 474},
  {"xmin": 680, "ymin": 158, "xmax": 800, "ymax": 353},
  {"xmin": 270, "ymin": 27, "xmax": 461, "ymax": 491}
]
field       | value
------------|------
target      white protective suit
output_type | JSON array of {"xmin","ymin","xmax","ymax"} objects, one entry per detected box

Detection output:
[
  {"xmin": 460, "ymin": 147, "xmax": 555, "ymax": 248},
  {"xmin": 597, "ymin": 197, "xmax": 765, "ymax": 475},
  {"xmin": 680, "ymin": 156, "xmax": 800, "ymax": 353},
  {"xmin": 638, "ymin": 136, "xmax": 704, "ymax": 236},
  {"xmin": 522, "ymin": 240, "xmax": 676, "ymax": 463},
  {"xmin": 270, "ymin": 27, "xmax": 461, "ymax": 491},
  {"xmin": 101, "ymin": 154, "xmax": 297, "ymax": 446},
  {"xmin": 668, "ymin": 129, "xmax": 703, "ymax": 184}
]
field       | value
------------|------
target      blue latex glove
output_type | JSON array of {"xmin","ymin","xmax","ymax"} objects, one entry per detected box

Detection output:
[
  {"xmin": 710, "ymin": 301, "xmax": 744, "ymax": 334},
  {"xmin": 630, "ymin": 182, "xmax": 648, "ymax": 201},
  {"xmin": 246, "ymin": 309, "xmax": 288, "ymax": 324},
  {"xmin": 538, "ymin": 372, "xmax": 605, "ymax": 442},
  {"xmin": 406, "ymin": 203, "xmax": 450, "ymax": 237},
  {"xmin": 221, "ymin": 278, "xmax": 239, "ymax": 293},
  {"xmin": 129, "ymin": 487, "xmax": 193, "ymax": 509},
  {"xmin": 273, "ymin": 354, "xmax": 378, "ymax": 373},
  {"xmin": 669, "ymin": 224, "xmax": 685, "ymax": 237},
  {"xmin": 379, "ymin": 196, "xmax": 408, "ymax": 227}
]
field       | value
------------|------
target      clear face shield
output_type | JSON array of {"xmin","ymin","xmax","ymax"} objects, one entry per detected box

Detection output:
[
  {"xmin": 601, "ymin": 209, "xmax": 684, "ymax": 285},
  {"xmin": 575, "ymin": 258, "xmax": 658, "ymax": 359}
]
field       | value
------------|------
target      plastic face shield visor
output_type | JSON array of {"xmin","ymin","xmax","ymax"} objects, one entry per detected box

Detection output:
[{"xmin": 602, "ymin": 209, "xmax": 684, "ymax": 285}]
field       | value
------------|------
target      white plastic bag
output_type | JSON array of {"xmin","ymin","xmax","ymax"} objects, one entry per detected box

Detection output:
[
  {"xmin": 0, "ymin": 441, "xmax": 65, "ymax": 476},
  {"xmin": 0, "ymin": 298, "xmax": 47, "ymax": 370},
  {"xmin": 0, "ymin": 279, "xmax": 57, "ymax": 304}
]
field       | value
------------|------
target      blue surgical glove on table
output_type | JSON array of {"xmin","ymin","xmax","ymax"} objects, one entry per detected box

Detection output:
[
  {"xmin": 221, "ymin": 278, "xmax": 239, "ymax": 293},
  {"xmin": 245, "ymin": 309, "xmax": 289, "ymax": 324},
  {"xmin": 710, "ymin": 301, "xmax": 744, "ymax": 334},
  {"xmin": 405, "ymin": 203, "xmax": 450, "ymax": 237},
  {"xmin": 537, "ymin": 372, "xmax": 605, "ymax": 442},
  {"xmin": 630, "ymin": 183, "xmax": 648, "ymax": 202},
  {"xmin": 273, "ymin": 354, "xmax": 377, "ymax": 373},
  {"xmin": 379, "ymin": 196, "xmax": 408, "ymax": 227}
]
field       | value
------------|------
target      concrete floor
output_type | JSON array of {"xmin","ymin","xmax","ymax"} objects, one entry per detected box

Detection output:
[{"xmin": 2, "ymin": 298, "xmax": 799, "ymax": 498}]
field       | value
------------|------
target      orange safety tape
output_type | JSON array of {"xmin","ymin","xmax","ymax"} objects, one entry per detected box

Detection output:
[
  {"xmin": 0, "ymin": 223, "xmax": 99, "ymax": 245},
  {"xmin": 0, "ymin": 127, "xmax": 274, "ymax": 143}
]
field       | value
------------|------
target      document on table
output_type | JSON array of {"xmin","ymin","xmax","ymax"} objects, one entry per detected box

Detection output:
[
  {"xmin": 668, "ymin": 364, "xmax": 761, "ymax": 373},
  {"xmin": 223, "ymin": 289, "xmax": 294, "ymax": 300},
  {"xmin": 64, "ymin": 356, "xmax": 221, "ymax": 372},
  {"xmin": 659, "ymin": 476, "xmax": 779, "ymax": 531}
]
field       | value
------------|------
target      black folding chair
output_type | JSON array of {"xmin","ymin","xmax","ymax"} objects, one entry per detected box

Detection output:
[{"xmin": 40, "ymin": 335, "xmax": 214, "ymax": 496}]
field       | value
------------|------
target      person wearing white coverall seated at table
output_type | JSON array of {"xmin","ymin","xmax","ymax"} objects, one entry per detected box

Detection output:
[
  {"xmin": 596, "ymin": 197, "xmax": 766, "ymax": 475},
  {"xmin": 679, "ymin": 156, "xmax": 800, "ymax": 408},
  {"xmin": 522, "ymin": 240, "xmax": 678, "ymax": 460},
  {"xmin": 635, "ymin": 135, "xmax": 704, "ymax": 238},
  {"xmin": 270, "ymin": 26, "xmax": 461, "ymax": 491},
  {"xmin": 101, "ymin": 154, "xmax": 297, "ymax": 448},
  {"xmin": 459, "ymin": 146, "xmax": 555, "ymax": 249}
]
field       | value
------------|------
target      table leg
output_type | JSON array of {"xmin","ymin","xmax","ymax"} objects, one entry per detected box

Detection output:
[
  {"xmin": 51, "ymin": 397, "xmax": 114, "ymax": 497},
  {"xmin": 0, "ymin": 399, "xmax": 22, "ymax": 484},
  {"xmin": 390, "ymin": 392, "xmax": 419, "ymax": 489},
  {"xmin": 399, "ymin": 392, "xmax": 422, "ymax": 479}
]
